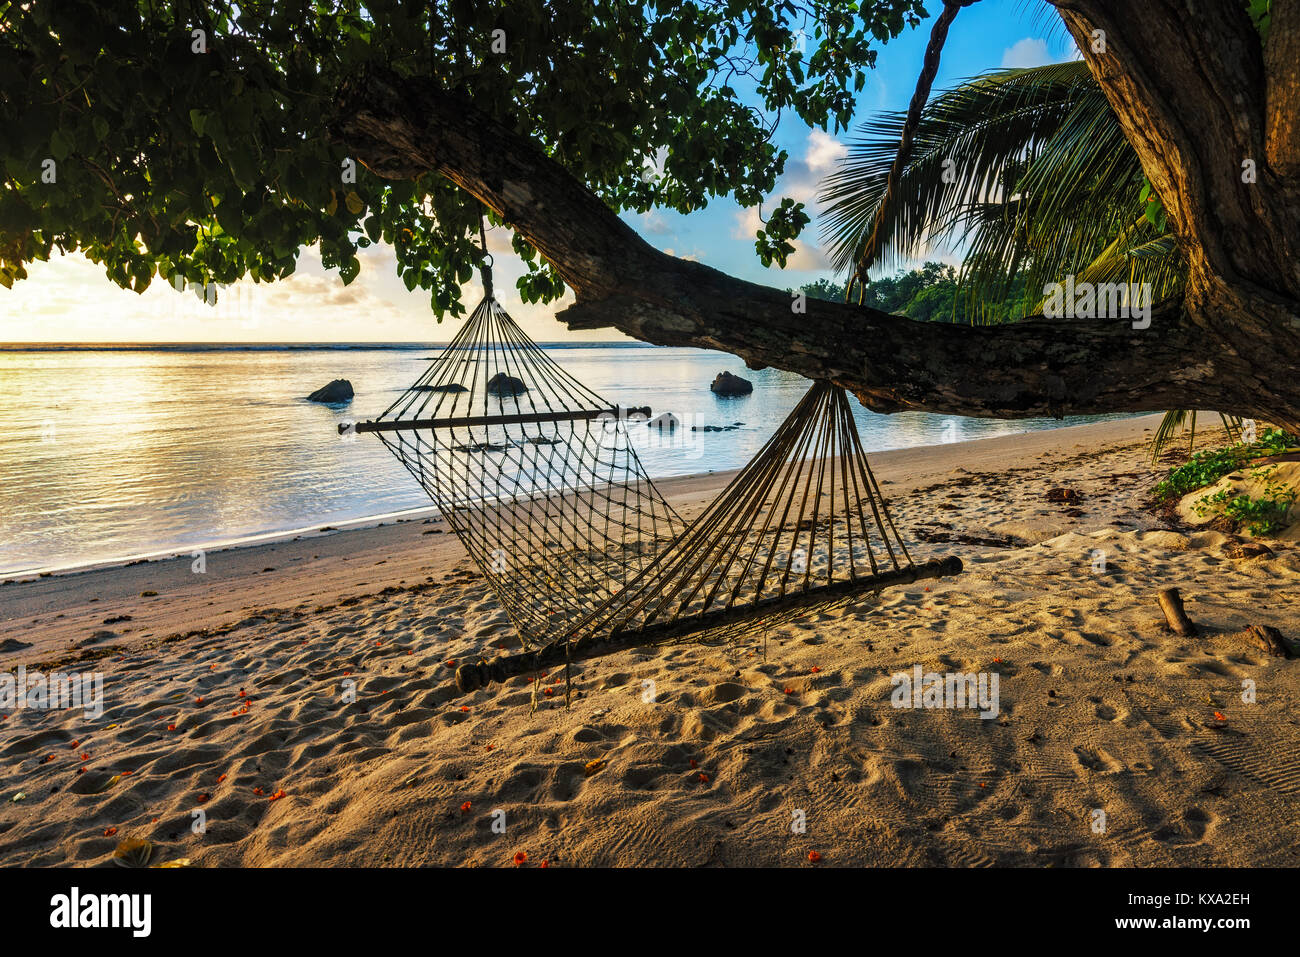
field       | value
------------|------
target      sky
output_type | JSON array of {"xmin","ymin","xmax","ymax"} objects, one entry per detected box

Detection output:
[{"xmin": 0, "ymin": 0, "xmax": 1078, "ymax": 345}]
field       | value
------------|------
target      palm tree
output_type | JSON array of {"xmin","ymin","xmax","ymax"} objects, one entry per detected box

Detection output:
[{"xmin": 818, "ymin": 59, "xmax": 1238, "ymax": 458}]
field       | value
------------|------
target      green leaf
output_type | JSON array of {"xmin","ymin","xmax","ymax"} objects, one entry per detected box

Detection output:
[{"xmin": 49, "ymin": 129, "xmax": 71, "ymax": 161}]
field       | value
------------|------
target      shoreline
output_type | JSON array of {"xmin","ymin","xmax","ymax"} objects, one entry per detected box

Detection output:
[
  {"xmin": 3, "ymin": 412, "xmax": 1165, "ymax": 668},
  {"xmin": 2, "ymin": 412, "xmax": 1164, "ymax": 584}
]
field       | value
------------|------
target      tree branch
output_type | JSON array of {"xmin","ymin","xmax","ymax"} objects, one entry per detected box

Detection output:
[{"xmin": 331, "ymin": 66, "xmax": 1298, "ymax": 425}]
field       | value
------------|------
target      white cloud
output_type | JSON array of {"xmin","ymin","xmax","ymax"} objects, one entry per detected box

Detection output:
[
  {"xmin": 731, "ymin": 206, "xmax": 764, "ymax": 242},
  {"xmin": 641, "ymin": 209, "xmax": 672, "ymax": 235},
  {"xmin": 805, "ymin": 129, "xmax": 848, "ymax": 175},
  {"xmin": 1001, "ymin": 37, "xmax": 1051, "ymax": 69}
]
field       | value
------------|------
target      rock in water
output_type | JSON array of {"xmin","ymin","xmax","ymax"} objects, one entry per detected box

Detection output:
[
  {"xmin": 710, "ymin": 371, "xmax": 753, "ymax": 396},
  {"xmin": 487, "ymin": 372, "xmax": 528, "ymax": 396},
  {"xmin": 647, "ymin": 411, "xmax": 679, "ymax": 430},
  {"xmin": 307, "ymin": 379, "xmax": 354, "ymax": 403}
]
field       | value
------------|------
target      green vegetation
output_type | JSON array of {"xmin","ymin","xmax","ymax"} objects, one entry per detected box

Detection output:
[
  {"xmin": 1192, "ymin": 476, "xmax": 1297, "ymax": 537},
  {"xmin": 1153, "ymin": 428, "xmax": 1297, "ymax": 502},
  {"xmin": 795, "ymin": 262, "xmax": 1027, "ymax": 323},
  {"xmin": 0, "ymin": 0, "xmax": 927, "ymax": 316}
]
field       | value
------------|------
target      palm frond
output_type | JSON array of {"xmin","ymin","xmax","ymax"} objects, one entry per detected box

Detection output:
[
  {"xmin": 1149, "ymin": 411, "xmax": 1245, "ymax": 463},
  {"xmin": 820, "ymin": 60, "xmax": 1188, "ymax": 319},
  {"xmin": 820, "ymin": 61, "xmax": 1096, "ymax": 278}
]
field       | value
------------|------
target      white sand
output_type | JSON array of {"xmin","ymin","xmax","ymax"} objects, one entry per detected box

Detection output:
[{"xmin": 2, "ymin": 413, "xmax": 1298, "ymax": 867}]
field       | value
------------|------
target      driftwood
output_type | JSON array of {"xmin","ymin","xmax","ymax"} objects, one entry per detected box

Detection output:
[
  {"xmin": 1156, "ymin": 587, "xmax": 1198, "ymax": 637},
  {"xmin": 1239, "ymin": 624, "xmax": 1297, "ymax": 659}
]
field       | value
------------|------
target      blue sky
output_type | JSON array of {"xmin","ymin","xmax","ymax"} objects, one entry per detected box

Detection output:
[{"xmin": 0, "ymin": 0, "xmax": 1078, "ymax": 344}]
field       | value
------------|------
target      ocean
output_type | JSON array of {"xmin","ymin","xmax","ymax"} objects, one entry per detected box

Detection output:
[{"xmin": 0, "ymin": 343, "xmax": 1134, "ymax": 576}]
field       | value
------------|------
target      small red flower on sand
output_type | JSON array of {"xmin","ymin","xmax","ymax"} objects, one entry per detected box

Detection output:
[
  {"xmin": 992, "ymin": 657, "xmax": 1004, "ymax": 664},
  {"xmin": 460, "ymin": 705, "xmax": 470, "ymax": 712},
  {"xmin": 41, "ymin": 754, "xmax": 54, "ymax": 763},
  {"xmin": 698, "ymin": 772, "xmax": 710, "ymax": 784},
  {"xmin": 783, "ymin": 687, "xmax": 794, "ymax": 695},
  {"xmin": 80, "ymin": 752, "xmax": 89, "ymax": 761},
  {"xmin": 543, "ymin": 687, "xmax": 554, "ymax": 697},
  {"xmin": 104, "ymin": 827, "xmax": 118, "ymax": 837},
  {"xmin": 1214, "ymin": 711, "xmax": 1227, "ymax": 721},
  {"xmin": 253, "ymin": 787, "xmax": 265, "ymax": 796},
  {"xmin": 810, "ymin": 666, "xmax": 821, "ymax": 674},
  {"xmin": 689, "ymin": 759, "xmax": 698, "ymax": 769},
  {"xmin": 924, "ymin": 586, "xmax": 931, "ymax": 592},
  {"xmin": 231, "ymin": 709, "xmax": 240, "ymax": 717},
  {"xmin": 269, "ymin": 789, "xmax": 285, "ymax": 801},
  {"xmin": 197, "ymin": 793, "xmax": 210, "ymax": 803},
  {"xmin": 375, "ymin": 640, "xmax": 381, "ymax": 647},
  {"xmin": 152, "ymin": 817, "xmax": 158, "ymax": 823},
  {"xmin": 218, "ymin": 773, "xmax": 227, "ymax": 783},
  {"xmin": 195, "ymin": 696, "xmax": 204, "ymax": 705},
  {"xmin": 407, "ymin": 650, "xmax": 413, "ymax": 656},
  {"xmin": 445, "ymin": 660, "xmax": 456, "ymax": 668},
  {"xmin": 808, "ymin": 850, "xmax": 821, "ymax": 863},
  {"xmin": 540, "ymin": 860, "xmax": 549, "ymax": 869},
  {"xmin": 238, "ymin": 689, "xmax": 246, "ymax": 698},
  {"xmin": 513, "ymin": 851, "xmax": 528, "ymax": 866},
  {"xmin": 461, "ymin": 801, "xmax": 472, "ymax": 813},
  {"xmin": 343, "ymin": 670, "xmax": 351, "ymax": 676},
  {"xmin": 70, "ymin": 739, "xmax": 79, "ymax": 748},
  {"xmin": 77, "ymin": 767, "xmax": 86, "ymax": 775},
  {"xmin": 120, "ymin": 771, "xmax": 132, "ymax": 777},
  {"xmin": 167, "ymin": 723, "xmax": 177, "ymax": 731},
  {"xmin": 210, "ymin": 663, "xmax": 216, "ymax": 670},
  {"xmin": 485, "ymin": 744, "xmax": 495, "ymax": 751}
]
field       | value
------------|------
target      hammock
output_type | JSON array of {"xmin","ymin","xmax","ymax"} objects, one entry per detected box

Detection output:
[{"xmin": 346, "ymin": 263, "xmax": 961, "ymax": 694}]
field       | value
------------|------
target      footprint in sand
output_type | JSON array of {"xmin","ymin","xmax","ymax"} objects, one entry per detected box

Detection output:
[
  {"xmin": 1153, "ymin": 807, "xmax": 1216, "ymax": 846},
  {"xmin": 1073, "ymin": 745, "xmax": 1124, "ymax": 773}
]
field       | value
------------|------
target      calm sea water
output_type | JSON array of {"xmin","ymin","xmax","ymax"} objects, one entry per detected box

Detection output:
[{"xmin": 0, "ymin": 344, "xmax": 1132, "ymax": 575}]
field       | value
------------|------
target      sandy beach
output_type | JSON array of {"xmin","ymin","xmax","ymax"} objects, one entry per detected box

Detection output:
[{"xmin": 3, "ymin": 412, "xmax": 1298, "ymax": 867}]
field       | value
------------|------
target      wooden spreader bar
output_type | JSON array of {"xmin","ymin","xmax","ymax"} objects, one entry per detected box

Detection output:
[{"xmin": 340, "ymin": 405, "xmax": 653, "ymax": 435}]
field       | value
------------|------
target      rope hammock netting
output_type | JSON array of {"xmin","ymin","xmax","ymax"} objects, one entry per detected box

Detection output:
[{"xmin": 346, "ymin": 255, "xmax": 961, "ymax": 696}]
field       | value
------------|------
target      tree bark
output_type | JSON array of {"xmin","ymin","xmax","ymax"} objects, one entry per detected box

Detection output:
[{"xmin": 331, "ymin": 3, "xmax": 1300, "ymax": 429}]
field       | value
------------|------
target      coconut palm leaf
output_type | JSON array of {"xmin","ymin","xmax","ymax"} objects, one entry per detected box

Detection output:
[
  {"xmin": 820, "ymin": 62, "xmax": 1094, "ymax": 275},
  {"xmin": 1150, "ymin": 411, "xmax": 1244, "ymax": 463},
  {"xmin": 819, "ymin": 61, "xmax": 1185, "ymax": 317}
]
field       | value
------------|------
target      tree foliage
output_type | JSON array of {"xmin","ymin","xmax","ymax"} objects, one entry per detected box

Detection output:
[
  {"xmin": 797, "ymin": 261, "xmax": 1027, "ymax": 323},
  {"xmin": 0, "ymin": 0, "xmax": 926, "ymax": 317}
]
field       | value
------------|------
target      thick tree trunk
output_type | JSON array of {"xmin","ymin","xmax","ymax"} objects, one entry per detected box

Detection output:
[
  {"xmin": 1051, "ymin": 0, "xmax": 1300, "ymax": 433},
  {"xmin": 331, "ymin": 2, "xmax": 1300, "ymax": 430}
]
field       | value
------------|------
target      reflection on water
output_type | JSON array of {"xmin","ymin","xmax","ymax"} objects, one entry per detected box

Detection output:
[{"xmin": 0, "ymin": 345, "xmax": 1134, "ymax": 575}]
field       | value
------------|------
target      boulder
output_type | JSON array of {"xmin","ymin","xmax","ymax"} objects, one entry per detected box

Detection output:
[
  {"xmin": 487, "ymin": 372, "xmax": 528, "ymax": 396},
  {"xmin": 710, "ymin": 371, "xmax": 753, "ymax": 396},
  {"xmin": 412, "ymin": 383, "xmax": 469, "ymax": 393},
  {"xmin": 307, "ymin": 379, "xmax": 354, "ymax": 403}
]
